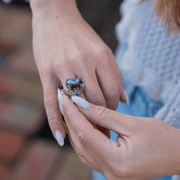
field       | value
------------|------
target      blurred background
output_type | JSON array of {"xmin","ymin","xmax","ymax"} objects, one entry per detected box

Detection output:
[{"xmin": 0, "ymin": 0, "xmax": 122, "ymax": 179}]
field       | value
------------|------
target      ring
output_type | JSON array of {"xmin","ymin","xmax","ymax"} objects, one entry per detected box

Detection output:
[{"xmin": 66, "ymin": 77, "xmax": 85, "ymax": 95}]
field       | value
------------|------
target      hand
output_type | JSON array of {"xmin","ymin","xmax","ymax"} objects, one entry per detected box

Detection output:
[
  {"xmin": 61, "ymin": 94, "xmax": 180, "ymax": 180},
  {"xmin": 30, "ymin": 0, "xmax": 126, "ymax": 142}
]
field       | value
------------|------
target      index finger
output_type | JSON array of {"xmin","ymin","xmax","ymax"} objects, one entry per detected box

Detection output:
[{"xmin": 62, "ymin": 93, "xmax": 116, "ymax": 161}]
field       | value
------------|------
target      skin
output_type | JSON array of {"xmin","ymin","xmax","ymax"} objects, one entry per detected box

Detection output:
[
  {"xmin": 62, "ymin": 94, "xmax": 180, "ymax": 180},
  {"xmin": 30, "ymin": 0, "xmax": 180, "ymax": 178},
  {"xmin": 30, "ymin": 0, "xmax": 126, "ymax": 140}
]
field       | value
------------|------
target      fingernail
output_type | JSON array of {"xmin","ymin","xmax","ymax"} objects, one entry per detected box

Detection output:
[
  {"xmin": 58, "ymin": 89, "xmax": 64, "ymax": 115},
  {"xmin": 124, "ymin": 90, "xmax": 129, "ymax": 107},
  {"xmin": 58, "ymin": 89, "xmax": 64, "ymax": 106},
  {"xmin": 71, "ymin": 96, "xmax": 90, "ymax": 109},
  {"xmin": 55, "ymin": 130, "xmax": 64, "ymax": 147},
  {"xmin": 59, "ymin": 104, "xmax": 64, "ymax": 116}
]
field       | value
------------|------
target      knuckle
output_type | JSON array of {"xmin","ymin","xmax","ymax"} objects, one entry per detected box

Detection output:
[
  {"xmin": 54, "ymin": 60, "xmax": 66, "ymax": 70},
  {"xmin": 75, "ymin": 53, "xmax": 85, "ymax": 63},
  {"xmin": 44, "ymin": 96, "xmax": 54, "ymax": 108},
  {"xmin": 95, "ymin": 45, "xmax": 112, "ymax": 62},
  {"xmin": 53, "ymin": 60, "xmax": 68, "ymax": 74},
  {"xmin": 106, "ymin": 87, "xmax": 120, "ymax": 99},
  {"xmin": 96, "ymin": 45, "xmax": 110, "ymax": 56},
  {"xmin": 77, "ymin": 131, "xmax": 88, "ymax": 144},
  {"xmin": 97, "ymin": 107, "xmax": 111, "ymax": 122},
  {"xmin": 70, "ymin": 52, "xmax": 86, "ymax": 64},
  {"xmin": 68, "ymin": 52, "xmax": 89, "ymax": 71},
  {"xmin": 48, "ymin": 117, "xmax": 59, "ymax": 123},
  {"xmin": 89, "ymin": 93, "xmax": 106, "ymax": 106}
]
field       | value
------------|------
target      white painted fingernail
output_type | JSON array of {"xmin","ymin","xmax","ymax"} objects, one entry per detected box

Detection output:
[
  {"xmin": 58, "ymin": 89, "xmax": 64, "ymax": 115},
  {"xmin": 124, "ymin": 90, "xmax": 129, "ymax": 107},
  {"xmin": 59, "ymin": 104, "xmax": 64, "ymax": 116},
  {"xmin": 58, "ymin": 89, "xmax": 64, "ymax": 106},
  {"xmin": 71, "ymin": 96, "xmax": 90, "ymax": 109},
  {"xmin": 55, "ymin": 130, "xmax": 64, "ymax": 147}
]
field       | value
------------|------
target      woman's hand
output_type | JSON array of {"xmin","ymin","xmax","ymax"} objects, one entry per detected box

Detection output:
[
  {"xmin": 30, "ymin": 0, "xmax": 126, "ymax": 142},
  {"xmin": 61, "ymin": 94, "xmax": 180, "ymax": 180}
]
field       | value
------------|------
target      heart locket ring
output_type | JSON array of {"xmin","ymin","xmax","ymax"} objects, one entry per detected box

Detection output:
[{"xmin": 66, "ymin": 77, "xmax": 85, "ymax": 95}]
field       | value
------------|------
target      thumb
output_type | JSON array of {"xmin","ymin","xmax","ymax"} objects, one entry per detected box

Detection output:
[{"xmin": 71, "ymin": 96, "xmax": 135, "ymax": 136}]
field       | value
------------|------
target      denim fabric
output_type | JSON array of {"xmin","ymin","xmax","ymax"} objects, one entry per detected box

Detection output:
[{"xmin": 92, "ymin": 44, "xmax": 172, "ymax": 180}]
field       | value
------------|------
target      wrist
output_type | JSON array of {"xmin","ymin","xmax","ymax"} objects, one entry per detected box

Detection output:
[{"xmin": 30, "ymin": 0, "xmax": 79, "ymax": 20}]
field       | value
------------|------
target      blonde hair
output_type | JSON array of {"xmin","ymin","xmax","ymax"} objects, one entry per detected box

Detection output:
[{"xmin": 142, "ymin": 0, "xmax": 180, "ymax": 34}]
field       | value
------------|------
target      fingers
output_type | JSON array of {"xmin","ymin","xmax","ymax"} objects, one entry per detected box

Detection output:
[
  {"xmin": 82, "ymin": 73, "xmax": 106, "ymax": 107},
  {"xmin": 57, "ymin": 68, "xmax": 109, "ymax": 137},
  {"xmin": 56, "ymin": 69, "xmax": 86, "ymax": 99},
  {"xmin": 42, "ymin": 74, "xmax": 66, "ymax": 146},
  {"xmin": 58, "ymin": 62, "xmax": 106, "ymax": 107},
  {"xmin": 96, "ymin": 61, "xmax": 120, "ymax": 110},
  {"xmin": 71, "ymin": 96, "xmax": 135, "ymax": 136},
  {"xmin": 96, "ymin": 50, "xmax": 127, "ymax": 110},
  {"xmin": 62, "ymin": 94, "xmax": 114, "ymax": 163},
  {"xmin": 112, "ymin": 60, "xmax": 127, "ymax": 104}
]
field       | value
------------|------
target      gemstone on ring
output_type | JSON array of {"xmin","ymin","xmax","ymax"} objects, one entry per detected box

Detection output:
[{"xmin": 66, "ymin": 77, "xmax": 85, "ymax": 95}]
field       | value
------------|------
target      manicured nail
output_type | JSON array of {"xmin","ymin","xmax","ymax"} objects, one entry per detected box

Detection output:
[
  {"xmin": 124, "ymin": 90, "xmax": 129, "ymax": 107},
  {"xmin": 59, "ymin": 104, "xmax": 64, "ymax": 116},
  {"xmin": 55, "ymin": 130, "xmax": 64, "ymax": 147},
  {"xmin": 58, "ymin": 89, "xmax": 64, "ymax": 115},
  {"xmin": 58, "ymin": 89, "xmax": 64, "ymax": 106},
  {"xmin": 71, "ymin": 96, "xmax": 90, "ymax": 109}
]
